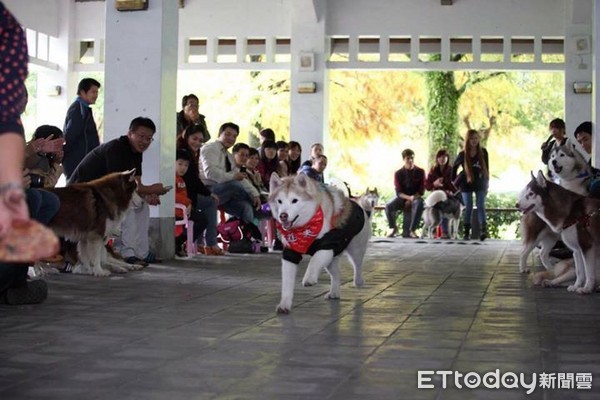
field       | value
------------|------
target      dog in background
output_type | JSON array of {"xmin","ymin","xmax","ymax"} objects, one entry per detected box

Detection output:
[
  {"xmin": 356, "ymin": 187, "xmax": 379, "ymax": 218},
  {"xmin": 47, "ymin": 169, "xmax": 143, "ymax": 276},
  {"xmin": 547, "ymin": 139, "xmax": 591, "ymax": 196},
  {"xmin": 421, "ymin": 190, "xmax": 463, "ymax": 239}
]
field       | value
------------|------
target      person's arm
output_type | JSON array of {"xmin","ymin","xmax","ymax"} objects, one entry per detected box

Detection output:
[
  {"xmin": 0, "ymin": 133, "xmax": 29, "ymax": 237},
  {"xmin": 451, "ymin": 152, "xmax": 463, "ymax": 180},
  {"xmin": 424, "ymin": 168, "xmax": 436, "ymax": 191},
  {"xmin": 483, "ymin": 148, "xmax": 489, "ymax": 178},
  {"xmin": 394, "ymin": 170, "xmax": 410, "ymax": 200}
]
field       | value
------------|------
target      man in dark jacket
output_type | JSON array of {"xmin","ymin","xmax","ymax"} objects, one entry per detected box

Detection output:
[
  {"xmin": 176, "ymin": 94, "xmax": 210, "ymax": 141},
  {"xmin": 385, "ymin": 149, "xmax": 425, "ymax": 238},
  {"xmin": 62, "ymin": 78, "xmax": 101, "ymax": 179}
]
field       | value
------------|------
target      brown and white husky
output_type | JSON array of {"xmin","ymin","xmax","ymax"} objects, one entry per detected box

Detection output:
[{"xmin": 516, "ymin": 171, "xmax": 600, "ymax": 294}]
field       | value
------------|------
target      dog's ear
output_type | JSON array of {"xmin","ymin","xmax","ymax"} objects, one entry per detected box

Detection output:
[
  {"xmin": 122, "ymin": 168, "xmax": 136, "ymax": 182},
  {"xmin": 536, "ymin": 170, "xmax": 547, "ymax": 188},
  {"xmin": 270, "ymin": 172, "xmax": 282, "ymax": 191},
  {"xmin": 296, "ymin": 172, "xmax": 309, "ymax": 188},
  {"xmin": 364, "ymin": 187, "xmax": 369, "ymax": 195}
]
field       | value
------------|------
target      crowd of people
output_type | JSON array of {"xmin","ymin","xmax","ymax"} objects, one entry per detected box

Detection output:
[{"xmin": 384, "ymin": 129, "xmax": 490, "ymax": 241}]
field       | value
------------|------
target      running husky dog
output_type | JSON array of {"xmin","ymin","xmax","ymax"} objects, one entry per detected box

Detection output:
[
  {"xmin": 421, "ymin": 190, "xmax": 463, "ymax": 239},
  {"xmin": 47, "ymin": 170, "xmax": 142, "ymax": 277},
  {"xmin": 269, "ymin": 173, "xmax": 371, "ymax": 314},
  {"xmin": 516, "ymin": 171, "xmax": 600, "ymax": 294}
]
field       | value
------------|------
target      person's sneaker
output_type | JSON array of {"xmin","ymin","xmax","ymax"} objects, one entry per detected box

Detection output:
[
  {"xmin": 4, "ymin": 280, "xmax": 48, "ymax": 305},
  {"xmin": 175, "ymin": 245, "xmax": 187, "ymax": 258}
]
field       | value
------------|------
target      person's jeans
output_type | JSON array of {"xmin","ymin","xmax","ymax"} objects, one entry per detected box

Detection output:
[
  {"xmin": 195, "ymin": 194, "xmax": 218, "ymax": 246},
  {"xmin": 209, "ymin": 181, "xmax": 254, "ymax": 223},
  {"xmin": 461, "ymin": 190, "xmax": 487, "ymax": 226},
  {"xmin": 385, "ymin": 196, "xmax": 424, "ymax": 236},
  {"xmin": 26, "ymin": 189, "xmax": 60, "ymax": 225}
]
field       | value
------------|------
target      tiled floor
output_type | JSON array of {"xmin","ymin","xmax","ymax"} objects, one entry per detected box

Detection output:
[{"xmin": 1, "ymin": 238, "xmax": 599, "ymax": 400}]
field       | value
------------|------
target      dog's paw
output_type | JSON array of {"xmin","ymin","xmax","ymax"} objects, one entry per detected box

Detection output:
[
  {"xmin": 72, "ymin": 264, "xmax": 91, "ymax": 275},
  {"xmin": 276, "ymin": 304, "xmax": 290, "ymax": 314},
  {"xmin": 92, "ymin": 268, "xmax": 111, "ymax": 277},
  {"xmin": 541, "ymin": 279, "xmax": 554, "ymax": 288},
  {"xmin": 302, "ymin": 277, "xmax": 318, "ymax": 287},
  {"xmin": 567, "ymin": 284, "xmax": 579, "ymax": 292},
  {"xmin": 576, "ymin": 286, "xmax": 594, "ymax": 295},
  {"xmin": 324, "ymin": 292, "xmax": 340, "ymax": 300},
  {"xmin": 353, "ymin": 276, "xmax": 364, "ymax": 287},
  {"xmin": 110, "ymin": 265, "xmax": 128, "ymax": 274},
  {"xmin": 519, "ymin": 267, "xmax": 530, "ymax": 274}
]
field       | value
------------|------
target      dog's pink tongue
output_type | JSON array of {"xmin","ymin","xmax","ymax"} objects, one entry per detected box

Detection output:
[{"xmin": 282, "ymin": 221, "xmax": 292, "ymax": 230}]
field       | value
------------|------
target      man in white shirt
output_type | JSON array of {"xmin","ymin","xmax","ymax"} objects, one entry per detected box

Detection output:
[{"xmin": 200, "ymin": 122, "xmax": 258, "ymax": 223}]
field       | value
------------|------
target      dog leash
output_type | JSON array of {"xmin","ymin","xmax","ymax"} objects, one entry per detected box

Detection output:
[{"xmin": 562, "ymin": 206, "xmax": 600, "ymax": 230}]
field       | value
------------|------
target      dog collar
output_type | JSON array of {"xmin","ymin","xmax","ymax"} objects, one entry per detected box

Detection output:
[{"xmin": 276, "ymin": 207, "xmax": 325, "ymax": 254}]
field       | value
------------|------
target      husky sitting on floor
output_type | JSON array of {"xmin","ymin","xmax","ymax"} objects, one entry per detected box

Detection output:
[
  {"xmin": 421, "ymin": 190, "xmax": 463, "ymax": 239},
  {"xmin": 519, "ymin": 140, "xmax": 590, "ymax": 274},
  {"xmin": 517, "ymin": 171, "xmax": 600, "ymax": 294},
  {"xmin": 268, "ymin": 173, "xmax": 371, "ymax": 314}
]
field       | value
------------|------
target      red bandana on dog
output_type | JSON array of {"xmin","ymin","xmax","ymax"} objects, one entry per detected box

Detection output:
[{"xmin": 276, "ymin": 207, "xmax": 325, "ymax": 254}]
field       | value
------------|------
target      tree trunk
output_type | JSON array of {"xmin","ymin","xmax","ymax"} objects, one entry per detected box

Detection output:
[{"xmin": 424, "ymin": 70, "xmax": 461, "ymax": 160}]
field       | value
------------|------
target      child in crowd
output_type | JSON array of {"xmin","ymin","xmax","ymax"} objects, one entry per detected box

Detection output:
[
  {"xmin": 287, "ymin": 141, "xmax": 302, "ymax": 175},
  {"xmin": 174, "ymin": 149, "xmax": 208, "ymax": 257},
  {"xmin": 301, "ymin": 143, "xmax": 324, "ymax": 168},
  {"xmin": 300, "ymin": 154, "xmax": 327, "ymax": 183}
]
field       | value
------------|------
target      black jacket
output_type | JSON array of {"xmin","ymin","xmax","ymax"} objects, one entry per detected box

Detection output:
[{"xmin": 63, "ymin": 98, "xmax": 99, "ymax": 179}]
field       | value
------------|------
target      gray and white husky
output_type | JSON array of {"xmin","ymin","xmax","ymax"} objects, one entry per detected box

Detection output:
[
  {"xmin": 516, "ymin": 171, "xmax": 600, "ymax": 293},
  {"xmin": 421, "ymin": 190, "xmax": 463, "ymax": 239},
  {"xmin": 268, "ymin": 173, "xmax": 371, "ymax": 314}
]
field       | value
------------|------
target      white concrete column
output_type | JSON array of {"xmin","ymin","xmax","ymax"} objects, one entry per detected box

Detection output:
[
  {"xmin": 593, "ymin": 0, "xmax": 600, "ymax": 166},
  {"xmin": 565, "ymin": 0, "xmax": 593, "ymax": 146},
  {"xmin": 104, "ymin": 0, "xmax": 178, "ymax": 256},
  {"xmin": 289, "ymin": 0, "xmax": 328, "ymax": 157}
]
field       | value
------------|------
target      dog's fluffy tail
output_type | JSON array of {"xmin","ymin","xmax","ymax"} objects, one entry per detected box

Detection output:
[{"xmin": 425, "ymin": 190, "xmax": 447, "ymax": 208}]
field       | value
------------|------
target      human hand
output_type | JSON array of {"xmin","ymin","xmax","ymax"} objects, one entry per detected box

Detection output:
[
  {"xmin": 145, "ymin": 193, "xmax": 161, "ymax": 206},
  {"xmin": 252, "ymin": 196, "xmax": 261, "ymax": 210},
  {"xmin": 149, "ymin": 183, "xmax": 172, "ymax": 195},
  {"xmin": 211, "ymin": 193, "xmax": 220, "ymax": 206},
  {"xmin": 233, "ymin": 172, "xmax": 247, "ymax": 181},
  {"xmin": 22, "ymin": 170, "xmax": 31, "ymax": 189},
  {"xmin": 434, "ymin": 177, "xmax": 443, "ymax": 188},
  {"xmin": 0, "ymin": 184, "xmax": 29, "ymax": 239}
]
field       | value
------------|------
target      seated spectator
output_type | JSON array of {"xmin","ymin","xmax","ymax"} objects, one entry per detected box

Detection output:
[
  {"xmin": 69, "ymin": 117, "xmax": 172, "ymax": 264},
  {"xmin": 257, "ymin": 140, "xmax": 279, "ymax": 190},
  {"xmin": 301, "ymin": 142, "xmax": 324, "ymax": 168},
  {"xmin": 425, "ymin": 149, "xmax": 456, "ymax": 194},
  {"xmin": 231, "ymin": 143, "xmax": 261, "ymax": 205},
  {"xmin": 24, "ymin": 125, "xmax": 65, "ymax": 189},
  {"xmin": 176, "ymin": 94, "xmax": 210, "ymax": 141},
  {"xmin": 425, "ymin": 149, "xmax": 456, "ymax": 238},
  {"xmin": 287, "ymin": 141, "xmax": 302, "ymax": 175},
  {"xmin": 174, "ymin": 149, "xmax": 210, "ymax": 257},
  {"xmin": 276, "ymin": 140, "xmax": 290, "ymax": 177},
  {"xmin": 176, "ymin": 124, "xmax": 222, "ymax": 255},
  {"xmin": 385, "ymin": 148, "xmax": 425, "ymax": 238},
  {"xmin": 299, "ymin": 154, "xmax": 327, "ymax": 184},
  {"xmin": 200, "ymin": 122, "xmax": 259, "ymax": 224},
  {"xmin": 246, "ymin": 148, "xmax": 268, "ymax": 199},
  {"xmin": 575, "ymin": 121, "xmax": 592, "ymax": 156}
]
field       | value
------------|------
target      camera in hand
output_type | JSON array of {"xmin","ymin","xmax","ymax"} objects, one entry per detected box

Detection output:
[
  {"xmin": 29, "ymin": 174, "xmax": 45, "ymax": 188},
  {"xmin": 239, "ymin": 166, "xmax": 247, "ymax": 173}
]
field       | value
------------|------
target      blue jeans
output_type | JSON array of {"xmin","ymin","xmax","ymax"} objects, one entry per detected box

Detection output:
[
  {"xmin": 461, "ymin": 190, "xmax": 487, "ymax": 226},
  {"xmin": 209, "ymin": 181, "xmax": 255, "ymax": 224},
  {"xmin": 196, "ymin": 194, "xmax": 218, "ymax": 246}
]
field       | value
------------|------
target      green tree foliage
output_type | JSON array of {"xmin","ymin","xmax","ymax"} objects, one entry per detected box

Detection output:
[{"xmin": 424, "ymin": 70, "xmax": 460, "ymax": 158}]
